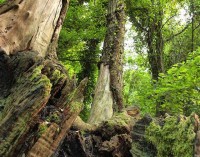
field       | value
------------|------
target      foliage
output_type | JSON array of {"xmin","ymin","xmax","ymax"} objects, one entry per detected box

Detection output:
[
  {"xmin": 0, "ymin": 0, "xmax": 5, "ymax": 4},
  {"xmin": 58, "ymin": 0, "xmax": 106, "ymax": 121},
  {"xmin": 58, "ymin": 0, "xmax": 106, "ymax": 75},
  {"xmin": 124, "ymin": 48, "xmax": 200, "ymax": 116},
  {"xmin": 164, "ymin": 0, "xmax": 200, "ymax": 69},
  {"xmin": 123, "ymin": 68, "xmax": 156, "ymax": 115},
  {"xmin": 156, "ymin": 48, "xmax": 200, "ymax": 115},
  {"xmin": 57, "ymin": 0, "xmax": 200, "ymax": 118},
  {"xmin": 145, "ymin": 114, "xmax": 196, "ymax": 157}
]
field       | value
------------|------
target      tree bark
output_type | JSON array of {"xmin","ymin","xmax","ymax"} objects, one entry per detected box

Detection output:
[
  {"xmin": 0, "ymin": 1, "xmax": 88, "ymax": 156},
  {"xmin": 146, "ymin": 1, "xmax": 164, "ymax": 81},
  {"xmin": 88, "ymin": 0, "xmax": 125, "ymax": 125},
  {"xmin": 0, "ymin": 0, "xmax": 69, "ymax": 58}
]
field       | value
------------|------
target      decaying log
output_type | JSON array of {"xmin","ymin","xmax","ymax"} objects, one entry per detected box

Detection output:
[
  {"xmin": 0, "ymin": 52, "xmax": 50, "ymax": 157},
  {"xmin": 57, "ymin": 112, "xmax": 134, "ymax": 157},
  {"xmin": 58, "ymin": 112, "xmax": 200, "ymax": 157},
  {"xmin": 0, "ymin": 0, "xmax": 86, "ymax": 156},
  {"xmin": 72, "ymin": 116, "xmax": 97, "ymax": 132},
  {"xmin": 0, "ymin": 51, "xmax": 88, "ymax": 157},
  {"xmin": 27, "ymin": 78, "xmax": 88, "ymax": 157},
  {"xmin": 130, "ymin": 115, "xmax": 156, "ymax": 157}
]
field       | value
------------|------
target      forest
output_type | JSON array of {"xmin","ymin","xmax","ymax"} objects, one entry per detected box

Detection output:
[{"xmin": 0, "ymin": 0, "xmax": 200, "ymax": 156}]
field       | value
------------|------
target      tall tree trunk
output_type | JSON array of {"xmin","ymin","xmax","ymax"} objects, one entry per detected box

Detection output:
[
  {"xmin": 147, "ymin": 4, "xmax": 164, "ymax": 81},
  {"xmin": 0, "ymin": 1, "xmax": 88, "ymax": 156},
  {"xmin": 146, "ymin": 1, "xmax": 165, "ymax": 116},
  {"xmin": 191, "ymin": 0, "xmax": 194, "ymax": 52},
  {"xmin": 88, "ymin": 0, "xmax": 125, "ymax": 124}
]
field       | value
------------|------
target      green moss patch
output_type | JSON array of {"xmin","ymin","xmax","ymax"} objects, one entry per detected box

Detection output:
[{"xmin": 145, "ymin": 114, "xmax": 196, "ymax": 157}]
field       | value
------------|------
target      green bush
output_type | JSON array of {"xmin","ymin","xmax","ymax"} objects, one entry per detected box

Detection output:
[{"xmin": 124, "ymin": 48, "xmax": 200, "ymax": 116}]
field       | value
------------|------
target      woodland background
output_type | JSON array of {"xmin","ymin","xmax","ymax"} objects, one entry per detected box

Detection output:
[
  {"xmin": 0, "ymin": 0, "xmax": 200, "ymax": 156},
  {"xmin": 57, "ymin": 0, "xmax": 200, "ymax": 119}
]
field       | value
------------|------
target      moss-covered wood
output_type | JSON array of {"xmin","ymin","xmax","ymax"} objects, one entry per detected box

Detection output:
[
  {"xmin": 88, "ymin": 0, "xmax": 125, "ymax": 125},
  {"xmin": 145, "ymin": 114, "xmax": 197, "ymax": 157},
  {"xmin": 0, "ymin": 51, "xmax": 88, "ymax": 157},
  {"xmin": 27, "ymin": 78, "xmax": 88, "ymax": 157}
]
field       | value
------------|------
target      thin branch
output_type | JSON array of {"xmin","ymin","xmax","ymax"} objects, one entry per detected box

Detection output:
[
  {"xmin": 62, "ymin": 58, "xmax": 98, "ymax": 63},
  {"xmin": 131, "ymin": 16, "xmax": 148, "ymax": 32},
  {"xmin": 165, "ymin": 23, "xmax": 191, "ymax": 42},
  {"xmin": 162, "ymin": 14, "xmax": 177, "ymax": 29},
  {"xmin": 194, "ymin": 22, "xmax": 200, "ymax": 31}
]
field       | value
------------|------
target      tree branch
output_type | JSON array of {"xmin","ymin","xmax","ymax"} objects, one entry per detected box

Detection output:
[
  {"xmin": 162, "ymin": 14, "xmax": 177, "ymax": 29},
  {"xmin": 130, "ymin": 16, "xmax": 148, "ymax": 32},
  {"xmin": 194, "ymin": 22, "xmax": 200, "ymax": 31},
  {"xmin": 165, "ymin": 23, "xmax": 191, "ymax": 42},
  {"xmin": 63, "ymin": 58, "xmax": 98, "ymax": 63}
]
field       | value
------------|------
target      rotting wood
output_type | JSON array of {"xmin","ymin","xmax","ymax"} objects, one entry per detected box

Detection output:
[
  {"xmin": 27, "ymin": 78, "xmax": 88, "ymax": 157},
  {"xmin": 0, "ymin": 0, "xmax": 69, "ymax": 57}
]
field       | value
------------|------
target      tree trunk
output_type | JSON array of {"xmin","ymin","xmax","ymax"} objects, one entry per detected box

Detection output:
[
  {"xmin": 0, "ymin": 1, "xmax": 88, "ymax": 156},
  {"xmin": 88, "ymin": 0, "xmax": 125, "ymax": 125},
  {"xmin": 146, "ymin": 2, "xmax": 165, "ymax": 116},
  {"xmin": 147, "ymin": 9, "xmax": 164, "ymax": 81},
  {"xmin": 56, "ymin": 111, "xmax": 199, "ymax": 157},
  {"xmin": 0, "ymin": 0, "xmax": 69, "ymax": 58}
]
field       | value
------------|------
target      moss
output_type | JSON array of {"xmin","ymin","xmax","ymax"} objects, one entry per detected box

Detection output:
[
  {"xmin": 0, "ymin": 64, "xmax": 52, "ymax": 156},
  {"xmin": 130, "ymin": 143, "xmax": 151, "ymax": 157},
  {"xmin": 66, "ymin": 87, "xmax": 83, "ymax": 113},
  {"xmin": 51, "ymin": 69, "xmax": 65, "ymax": 85},
  {"xmin": 97, "ymin": 111, "xmax": 131, "ymax": 140},
  {"xmin": 46, "ymin": 112, "xmax": 61, "ymax": 124},
  {"xmin": 29, "ymin": 65, "xmax": 44, "ymax": 81},
  {"xmin": 70, "ymin": 101, "xmax": 83, "ymax": 113},
  {"xmin": 145, "ymin": 114, "xmax": 196, "ymax": 157},
  {"xmin": 38, "ymin": 123, "xmax": 48, "ymax": 136},
  {"xmin": 0, "ymin": 116, "xmax": 29, "ymax": 156},
  {"xmin": 110, "ymin": 112, "xmax": 131, "ymax": 126}
]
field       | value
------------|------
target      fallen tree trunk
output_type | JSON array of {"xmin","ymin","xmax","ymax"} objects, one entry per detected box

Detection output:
[{"xmin": 57, "ymin": 112, "xmax": 200, "ymax": 157}]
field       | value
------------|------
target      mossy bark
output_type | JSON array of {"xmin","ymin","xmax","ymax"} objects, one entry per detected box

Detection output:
[
  {"xmin": 0, "ymin": 1, "xmax": 90, "ymax": 156},
  {"xmin": 0, "ymin": 51, "xmax": 88, "ymax": 157},
  {"xmin": 88, "ymin": 0, "xmax": 125, "ymax": 125},
  {"xmin": 65, "ymin": 113, "xmax": 199, "ymax": 157}
]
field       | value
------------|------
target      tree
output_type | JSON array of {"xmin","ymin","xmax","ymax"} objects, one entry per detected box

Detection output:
[
  {"xmin": 0, "ymin": 0, "xmax": 88, "ymax": 156},
  {"xmin": 88, "ymin": 0, "xmax": 126, "ymax": 124},
  {"xmin": 58, "ymin": 0, "xmax": 106, "ymax": 121},
  {"xmin": 126, "ymin": 0, "xmax": 193, "ymax": 80},
  {"xmin": 126, "ymin": 0, "xmax": 166, "ymax": 81},
  {"xmin": 162, "ymin": 0, "xmax": 199, "ymax": 68},
  {"xmin": 1, "ymin": 0, "xmax": 200, "ymax": 156}
]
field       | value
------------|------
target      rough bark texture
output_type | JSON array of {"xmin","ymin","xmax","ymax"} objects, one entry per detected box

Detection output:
[
  {"xmin": 0, "ymin": 0, "xmax": 69, "ymax": 58},
  {"xmin": 102, "ymin": 0, "xmax": 125, "ymax": 112},
  {"xmin": 147, "ymin": 12, "xmax": 164, "ymax": 82},
  {"xmin": 27, "ymin": 78, "xmax": 88, "ymax": 157},
  {"xmin": 59, "ymin": 112, "xmax": 200, "ymax": 157},
  {"xmin": 0, "ymin": 1, "xmax": 91, "ymax": 156},
  {"xmin": 88, "ymin": 0, "xmax": 125, "ymax": 124},
  {"xmin": 1, "ymin": 1, "xmax": 199, "ymax": 157},
  {"xmin": 0, "ymin": 51, "xmax": 88, "ymax": 157},
  {"xmin": 58, "ymin": 111, "xmax": 134, "ymax": 157}
]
